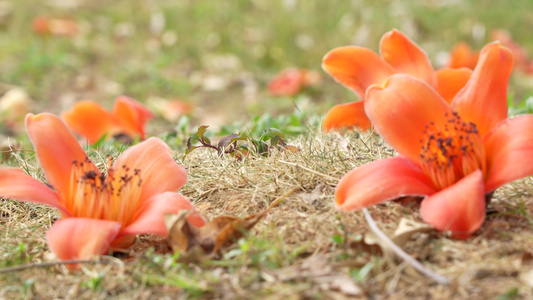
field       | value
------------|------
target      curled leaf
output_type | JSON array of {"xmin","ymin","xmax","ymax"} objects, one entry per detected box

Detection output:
[{"xmin": 166, "ymin": 187, "xmax": 298, "ymax": 259}]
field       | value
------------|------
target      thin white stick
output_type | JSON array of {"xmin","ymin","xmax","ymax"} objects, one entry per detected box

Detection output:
[{"xmin": 362, "ymin": 208, "xmax": 451, "ymax": 285}]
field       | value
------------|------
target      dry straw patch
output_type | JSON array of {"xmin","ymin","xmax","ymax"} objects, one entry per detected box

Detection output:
[{"xmin": 1, "ymin": 131, "xmax": 533, "ymax": 299}]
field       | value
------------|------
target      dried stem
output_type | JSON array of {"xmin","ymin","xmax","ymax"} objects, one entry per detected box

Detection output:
[{"xmin": 362, "ymin": 208, "xmax": 451, "ymax": 285}]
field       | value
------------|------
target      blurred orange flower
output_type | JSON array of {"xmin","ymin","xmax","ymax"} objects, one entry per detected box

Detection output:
[
  {"xmin": 336, "ymin": 43, "xmax": 533, "ymax": 238},
  {"xmin": 447, "ymin": 42, "xmax": 479, "ymax": 70},
  {"xmin": 0, "ymin": 113, "xmax": 205, "ymax": 260},
  {"xmin": 448, "ymin": 30, "xmax": 533, "ymax": 74},
  {"xmin": 322, "ymin": 30, "xmax": 472, "ymax": 132},
  {"xmin": 62, "ymin": 96, "xmax": 154, "ymax": 144},
  {"xmin": 32, "ymin": 16, "xmax": 79, "ymax": 36},
  {"xmin": 267, "ymin": 68, "xmax": 321, "ymax": 97}
]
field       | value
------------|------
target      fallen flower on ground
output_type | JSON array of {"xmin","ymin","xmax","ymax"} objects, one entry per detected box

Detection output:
[
  {"xmin": 267, "ymin": 68, "xmax": 321, "ymax": 97},
  {"xmin": 448, "ymin": 30, "xmax": 533, "ymax": 74},
  {"xmin": 336, "ymin": 42, "xmax": 533, "ymax": 238},
  {"xmin": 447, "ymin": 42, "xmax": 479, "ymax": 70},
  {"xmin": 0, "ymin": 113, "xmax": 205, "ymax": 260},
  {"xmin": 32, "ymin": 16, "xmax": 79, "ymax": 36},
  {"xmin": 62, "ymin": 96, "xmax": 154, "ymax": 144},
  {"xmin": 322, "ymin": 29, "xmax": 472, "ymax": 132}
]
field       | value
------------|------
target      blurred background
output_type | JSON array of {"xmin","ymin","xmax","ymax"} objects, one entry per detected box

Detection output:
[{"xmin": 1, "ymin": 0, "xmax": 533, "ymax": 135}]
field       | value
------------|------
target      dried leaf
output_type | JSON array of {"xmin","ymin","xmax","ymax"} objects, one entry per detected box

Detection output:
[
  {"xmin": 166, "ymin": 187, "xmax": 298, "ymax": 259},
  {"xmin": 392, "ymin": 218, "xmax": 434, "ymax": 246},
  {"xmin": 296, "ymin": 183, "xmax": 325, "ymax": 207}
]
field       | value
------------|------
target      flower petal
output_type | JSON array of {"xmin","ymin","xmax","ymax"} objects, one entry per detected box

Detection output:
[
  {"xmin": 61, "ymin": 100, "xmax": 114, "ymax": 144},
  {"xmin": 25, "ymin": 113, "xmax": 99, "ymax": 200},
  {"xmin": 46, "ymin": 218, "xmax": 121, "ymax": 260},
  {"xmin": 435, "ymin": 68, "xmax": 472, "ymax": 104},
  {"xmin": 114, "ymin": 137, "xmax": 187, "ymax": 201},
  {"xmin": 365, "ymin": 74, "xmax": 452, "ymax": 163},
  {"xmin": 379, "ymin": 30, "xmax": 437, "ymax": 87},
  {"xmin": 0, "ymin": 168, "xmax": 70, "ymax": 215},
  {"xmin": 322, "ymin": 101, "xmax": 371, "ymax": 132},
  {"xmin": 322, "ymin": 46, "xmax": 395, "ymax": 98},
  {"xmin": 451, "ymin": 42, "xmax": 513, "ymax": 137},
  {"xmin": 122, "ymin": 191, "xmax": 205, "ymax": 236},
  {"xmin": 420, "ymin": 170, "xmax": 485, "ymax": 239},
  {"xmin": 484, "ymin": 115, "xmax": 533, "ymax": 192},
  {"xmin": 448, "ymin": 42, "xmax": 479, "ymax": 69},
  {"xmin": 112, "ymin": 96, "xmax": 154, "ymax": 139},
  {"xmin": 336, "ymin": 157, "xmax": 437, "ymax": 210}
]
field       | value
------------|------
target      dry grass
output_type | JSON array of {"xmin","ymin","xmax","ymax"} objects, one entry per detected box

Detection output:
[{"xmin": 1, "ymin": 130, "xmax": 533, "ymax": 299}]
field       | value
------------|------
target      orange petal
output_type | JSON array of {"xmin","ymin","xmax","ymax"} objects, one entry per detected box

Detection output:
[
  {"xmin": 62, "ymin": 100, "xmax": 114, "ymax": 144},
  {"xmin": 451, "ymin": 42, "xmax": 513, "ymax": 137},
  {"xmin": 113, "ymin": 137, "xmax": 187, "ymax": 201},
  {"xmin": 484, "ymin": 115, "xmax": 533, "ymax": 192},
  {"xmin": 322, "ymin": 101, "xmax": 371, "ymax": 132},
  {"xmin": 0, "ymin": 168, "xmax": 70, "ymax": 215},
  {"xmin": 122, "ymin": 192, "xmax": 206, "ymax": 236},
  {"xmin": 448, "ymin": 42, "xmax": 479, "ymax": 69},
  {"xmin": 365, "ymin": 74, "xmax": 452, "ymax": 164},
  {"xmin": 435, "ymin": 68, "xmax": 472, "ymax": 104},
  {"xmin": 322, "ymin": 46, "xmax": 395, "ymax": 98},
  {"xmin": 379, "ymin": 30, "xmax": 437, "ymax": 87},
  {"xmin": 336, "ymin": 157, "xmax": 437, "ymax": 210},
  {"xmin": 46, "ymin": 218, "xmax": 121, "ymax": 260},
  {"xmin": 25, "ymin": 113, "xmax": 99, "ymax": 200},
  {"xmin": 420, "ymin": 170, "xmax": 485, "ymax": 239},
  {"xmin": 112, "ymin": 96, "xmax": 154, "ymax": 139}
]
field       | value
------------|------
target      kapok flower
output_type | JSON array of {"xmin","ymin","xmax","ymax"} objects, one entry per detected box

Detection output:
[
  {"xmin": 322, "ymin": 29, "xmax": 473, "ymax": 132},
  {"xmin": 336, "ymin": 42, "xmax": 533, "ymax": 238},
  {"xmin": 447, "ymin": 42, "xmax": 480, "ymax": 70},
  {"xmin": 62, "ymin": 96, "xmax": 154, "ymax": 144},
  {"xmin": 0, "ymin": 113, "xmax": 205, "ymax": 260},
  {"xmin": 267, "ymin": 68, "xmax": 321, "ymax": 97},
  {"xmin": 448, "ymin": 30, "xmax": 533, "ymax": 74},
  {"xmin": 32, "ymin": 16, "xmax": 79, "ymax": 37}
]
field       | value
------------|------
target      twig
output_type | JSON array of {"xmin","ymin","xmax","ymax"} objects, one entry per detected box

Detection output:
[
  {"xmin": 362, "ymin": 208, "xmax": 451, "ymax": 285},
  {"xmin": 265, "ymin": 186, "xmax": 300, "ymax": 212},
  {"xmin": 0, "ymin": 258, "xmax": 112, "ymax": 274},
  {"xmin": 278, "ymin": 160, "xmax": 340, "ymax": 182}
]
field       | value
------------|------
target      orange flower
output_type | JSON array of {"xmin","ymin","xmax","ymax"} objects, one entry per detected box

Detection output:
[
  {"xmin": 0, "ymin": 113, "xmax": 205, "ymax": 260},
  {"xmin": 322, "ymin": 29, "xmax": 472, "ymax": 132},
  {"xmin": 62, "ymin": 96, "xmax": 154, "ymax": 144},
  {"xmin": 449, "ymin": 30, "xmax": 533, "ymax": 74},
  {"xmin": 268, "ymin": 68, "xmax": 321, "ymax": 97},
  {"xmin": 447, "ymin": 42, "xmax": 480, "ymax": 70},
  {"xmin": 32, "ymin": 16, "xmax": 79, "ymax": 37},
  {"xmin": 336, "ymin": 42, "xmax": 533, "ymax": 238}
]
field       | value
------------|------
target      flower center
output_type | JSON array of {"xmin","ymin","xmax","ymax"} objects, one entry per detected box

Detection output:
[
  {"xmin": 419, "ymin": 111, "xmax": 486, "ymax": 190},
  {"xmin": 67, "ymin": 156, "xmax": 143, "ymax": 227}
]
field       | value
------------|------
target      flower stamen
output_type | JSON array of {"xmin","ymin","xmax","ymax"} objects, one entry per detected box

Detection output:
[
  {"xmin": 68, "ymin": 157, "xmax": 144, "ymax": 227},
  {"xmin": 419, "ymin": 112, "xmax": 486, "ymax": 189}
]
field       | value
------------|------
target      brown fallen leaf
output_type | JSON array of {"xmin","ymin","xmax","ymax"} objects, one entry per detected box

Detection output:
[{"xmin": 166, "ymin": 187, "xmax": 299, "ymax": 259}]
